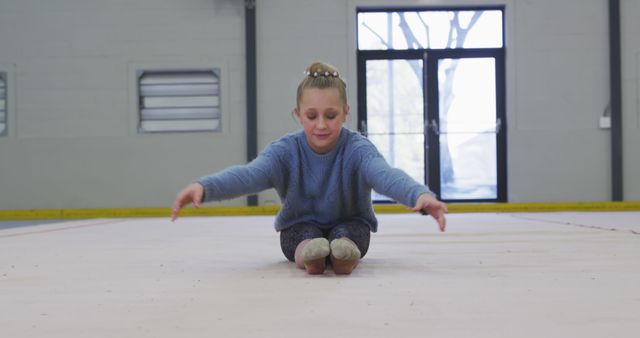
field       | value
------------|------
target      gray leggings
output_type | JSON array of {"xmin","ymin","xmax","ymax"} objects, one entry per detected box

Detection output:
[{"xmin": 280, "ymin": 220, "xmax": 371, "ymax": 262}]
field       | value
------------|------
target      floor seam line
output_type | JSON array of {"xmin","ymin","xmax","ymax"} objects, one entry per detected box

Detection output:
[{"xmin": 509, "ymin": 214, "xmax": 640, "ymax": 236}]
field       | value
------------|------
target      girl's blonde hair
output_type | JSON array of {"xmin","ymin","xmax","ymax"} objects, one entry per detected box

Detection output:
[{"xmin": 296, "ymin": 61, "xmax": 347, "ymax": 107}]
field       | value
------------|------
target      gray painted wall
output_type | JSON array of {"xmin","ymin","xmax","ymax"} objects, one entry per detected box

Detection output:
[
  {"xmin": 621, "ymin": 0, "xmax": 640, "ymax": 201},
  {"xmin": 0, "ymin": 0, "xmax": 638, "ymax": 210},
  {"xmin": 508, "ymin": 0, "xmax": 612, "ymax": 202}
]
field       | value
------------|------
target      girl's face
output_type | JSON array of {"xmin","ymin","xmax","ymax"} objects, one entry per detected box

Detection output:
[{"xmin": 295, "ymin": 88, "xmax": 349, "ymax": 154}]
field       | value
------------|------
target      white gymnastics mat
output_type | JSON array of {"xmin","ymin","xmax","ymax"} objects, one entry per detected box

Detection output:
[{"xmin": 1, "ymin": 212, "xmax": 639, "ymax": 338}]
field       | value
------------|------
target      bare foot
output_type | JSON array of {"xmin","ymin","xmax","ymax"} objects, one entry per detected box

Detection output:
[
  {"xmin": 294, "ymin": 238, "xmax": 330, "ymax": 275},
  {"xmin": 330, "ymin": 256, "xmax": 359, "ymax": 275},
  {"xmin": 304, "ymin": 258, "xmax": 327, "ymax": 275},
  {"xmin": 330, "ymin": 238, "xmax": 361, "ymax": 275}
]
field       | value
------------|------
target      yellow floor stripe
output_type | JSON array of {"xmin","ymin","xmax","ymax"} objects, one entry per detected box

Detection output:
[
  {"xmin": 1, "ymin": 201, "xmax": 639, "ymax": 220},
  {"xmin": 446, "ymin": 201, "xmax": 640, "ymax": 213},
  {"xmin": 375, "ymin": 201, "xmax": 640, "ymax": 214}
]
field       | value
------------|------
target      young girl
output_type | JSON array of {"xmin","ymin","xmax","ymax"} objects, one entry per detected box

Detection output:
[{"xmin": 171, "ymin": 61, "xmax": 448, "ymax": 275}]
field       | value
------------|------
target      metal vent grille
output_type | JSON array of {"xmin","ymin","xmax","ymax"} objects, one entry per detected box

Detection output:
[{"xmin": 138, "ymin": 69, "xmax": 221, "ymax": 133}]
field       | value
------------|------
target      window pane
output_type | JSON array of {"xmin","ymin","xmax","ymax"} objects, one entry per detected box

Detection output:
[
  {"xmin": 358, "ymin": 9, "xmax": 503, "ymax": 50},
  {"xmin": 438, "ymin": 58, "xmax": 496, "ymax": 133},
  {"xmin": 440, "ymin": 133, "xmax": 497, "ymax": 200},
  {"xmin": 365, "ymin": 59, "xmax": 425, "ymax": 201},
  {"xmin": 438, "ymin": 58, "xmax": 498, "ymax": 199}
]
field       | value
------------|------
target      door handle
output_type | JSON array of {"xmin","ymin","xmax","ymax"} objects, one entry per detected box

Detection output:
[
  {"xmin": 428, "ymin": 119, "xmax": 440, "ymax": 135},
  {"xmin": 359, "ymin": 120, "xmax": 368, "ymax": 136}
]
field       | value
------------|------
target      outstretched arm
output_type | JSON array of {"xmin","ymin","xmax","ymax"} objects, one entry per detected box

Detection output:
[
  {"xmin": 170, "ymin": 144, "xmax": 281, "ymax": 221},
  {"xmin": 363, "ymin": 154, "xmax": 447, "ymax": 232}
]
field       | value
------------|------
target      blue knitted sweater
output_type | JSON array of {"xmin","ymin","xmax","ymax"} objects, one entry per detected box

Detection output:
[{"xmin": 197, "ymin": 128, "xmax": 432, "ymax": 232}]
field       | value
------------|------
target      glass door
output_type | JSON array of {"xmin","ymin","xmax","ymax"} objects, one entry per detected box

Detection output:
[
  {"xmin": 359, "ymin": 51, "xmax": 506, "ymax": 202},
  {"xmin": 357, "ymin": 7, "xmax": 506, "ymax": 203},
  {"xmin": 431, "ymin": 56, "xmax": 504, "ymax": 201},
  {"xmin": 360, "ymin": 57, "xmax": 426, "ymax": 201}
]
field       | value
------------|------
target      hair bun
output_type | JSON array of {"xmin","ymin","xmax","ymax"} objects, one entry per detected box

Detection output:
[
  {"xmin": 304, "ymin": 62, "xmax": 340, "ymax": 78},
  {"xmin": 296, "ymin": 61, "xmax": 348, "ymax": 106}
]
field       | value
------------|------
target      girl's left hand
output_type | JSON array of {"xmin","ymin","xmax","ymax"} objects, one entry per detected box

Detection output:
[{"xmin": 412, "ymin": 193, "xmax": 448, "ymax": 232}]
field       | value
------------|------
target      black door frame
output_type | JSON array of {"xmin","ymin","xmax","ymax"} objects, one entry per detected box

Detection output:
[{"xmin": 357, "ymin": 48, "xmax": 507, "ymax": 203}]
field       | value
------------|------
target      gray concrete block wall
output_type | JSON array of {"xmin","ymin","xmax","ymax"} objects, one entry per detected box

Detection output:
[
  {"xmin": 255, "ymin": 0, "xmax": 352, "ymax": 205},
  {"xmin": 0, "ymin": 0, "xmax": 638, "ymax": 210},
  {"xmin": 621, "ymin": 0, "xmax": 640, "ymax": 200},
  {"xmin": 508, "ymin": 0, "xmax": 612, "ymax": 201},
  {"xmin": 0, "ymin": 0, "xmax": 249, "ymax": 209}
]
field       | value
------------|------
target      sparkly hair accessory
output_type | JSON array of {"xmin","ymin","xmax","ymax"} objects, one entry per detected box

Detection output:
[{"xmin": 304, "ymin": 69, "xmax": 340, "ymax": 78}]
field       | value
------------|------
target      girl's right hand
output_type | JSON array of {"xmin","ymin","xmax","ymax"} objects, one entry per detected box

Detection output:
[{"xmin": 171, "ymin": 183, "xmax": 204, "ymax": 221}]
